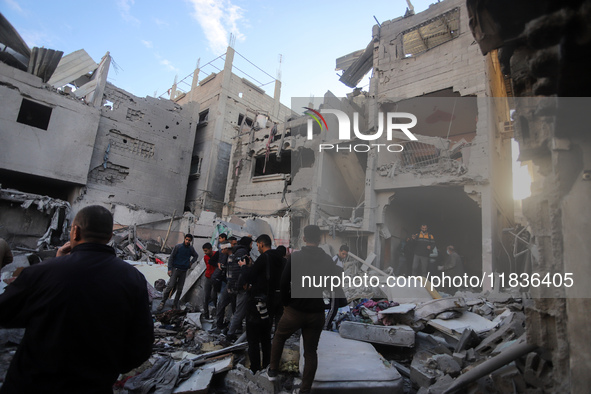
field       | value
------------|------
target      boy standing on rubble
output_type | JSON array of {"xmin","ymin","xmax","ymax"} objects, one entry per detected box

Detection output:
[{"xmin": 157, "ymin": 234, "xmax": 199, "ymax": 311}]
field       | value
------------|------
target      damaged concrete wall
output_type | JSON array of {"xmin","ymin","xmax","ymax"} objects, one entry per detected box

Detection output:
[
  {"xmin": 177, "ymin": 47, "xmax": 293, "ymax": 216},
  {"xmin": 466, "ymin": 0, "xmax": 591, "ymax": 391},
  {"xmin": 361, "ymin": 0, "xmax": 514, "ymax": 276},
  {"xmin": 75, "ymin": 83, "xmax": 198, "ymax": 225},
  {"xmin": 0, "ymin": 62, "xmax": 100, "ymax": 187},
  {"xmin": 376, "ymin": 0, "xmax": 486, "ymax": 99}
]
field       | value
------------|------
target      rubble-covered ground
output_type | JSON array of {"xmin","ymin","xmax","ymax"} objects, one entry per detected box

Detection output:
[{"xmin": 1, "ymin": 236, "xmax": 546, "ymax": 393}]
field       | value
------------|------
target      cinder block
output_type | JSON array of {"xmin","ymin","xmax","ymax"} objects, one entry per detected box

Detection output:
[{"xmin": 339, "ymin": 321, "xmax": 415, "ymax": 347}]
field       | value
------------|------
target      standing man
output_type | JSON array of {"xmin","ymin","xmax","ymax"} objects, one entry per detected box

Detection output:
[
  {"xmin": 411, "ymin": 224, "xmax": 436, "ymax": 277},
  {"xmin": 243, "ymin": 234, "xmax": 283, "ymax": 373},
  {"xmin": 223, "ymin": 236, "xmax": 253, "ymax": 341},
  {"xmin": 267, "ymin": 225, "xmax": 342, "ymax": 394},
  {"xmin": 0, "ymin": 205, "xmax": 154, "ymax": 393},
  {"xmin": 202, "ymin": 243, "xmax": 219, "ymax": 319},
  {"xmin": 157, "ymin": 234, "xmax": 199, "ymax": 311},
  {"xmin": 332, "ymin": 244, "xmax": 349, "ymax": 268}
]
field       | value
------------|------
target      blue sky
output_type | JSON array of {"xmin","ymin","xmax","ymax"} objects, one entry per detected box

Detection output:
[{"xmin": 2, "ymin": 0, "xmax": 436, "ymax": 106}]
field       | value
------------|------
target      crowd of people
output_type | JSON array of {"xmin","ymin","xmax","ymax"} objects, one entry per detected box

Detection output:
[{"xmin": 0, "ymin": 207, "xmax": 466, "ymax": 393}]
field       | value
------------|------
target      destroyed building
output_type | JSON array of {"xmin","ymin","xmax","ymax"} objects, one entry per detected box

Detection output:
[
  {"xmin": 167, "ymin": 46, "xmax": 295, "ymax": 216},
  {"xmin": 0, "ymin": 14, "xmax": 203, "ymax": 248},
  {"xmin": 222, "ymin": 0, "xmax": 515, "ymax": 281},
  {"xmin": 467, "ymin": 0, "xmax": 591, "ymax": 392}
]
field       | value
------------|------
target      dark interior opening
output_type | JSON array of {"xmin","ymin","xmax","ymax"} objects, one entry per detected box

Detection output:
[{"xmin": 17, "ymin": 98, "xmax": 52, "ymax": 130}]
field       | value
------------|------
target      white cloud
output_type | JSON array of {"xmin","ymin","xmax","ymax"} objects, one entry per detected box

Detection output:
[
  {"xmin": 154, "ymin": 18, "xmax": 169, "ymax": 27},
  {"xmin": 117, "ymin": 0, "xmax": 140, "ymax": 26},
  {"xmin": 186, "ymin": 0, "xmax": 245, "ymax": 54},
  {"xmin": 141, "ymin": 40, "xmax": 153, "ymax": 49},
  {"xmin": 160, "ymin": 59, "xmax": 179, "ymax": 73},
  {"xmin": 5, "ymin": 0, "xmax": 23, "ymax": 13}
]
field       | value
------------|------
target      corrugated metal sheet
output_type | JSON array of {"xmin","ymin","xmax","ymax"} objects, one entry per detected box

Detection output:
[
  {"xmin": 27, "ymin": 47, "xmax": 63, "ymax": 83},
  {"xmin": 47, "ymin": 49, "xmax": 98, "ymax": 88}
]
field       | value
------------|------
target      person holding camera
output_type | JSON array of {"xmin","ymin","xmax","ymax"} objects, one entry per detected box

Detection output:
[
  {"xmin": 242, "ymin": 234, "xmax": 283, "ymax": 373},
  {"xmin": 217, "ymin": 236, "xmax": 253, "ymax": 340}
]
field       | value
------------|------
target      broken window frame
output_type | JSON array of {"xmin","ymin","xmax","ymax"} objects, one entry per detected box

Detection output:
[
  {"xmin": 401, "ymin": 8, "xmax": 461, "ymax": 58},
  {"xmin": 252, "ymin": 151, "xmax": 291, "ymax": 180},
  {"xmin": 197, "ymin": 109, "xmax": 209, "ymax": 129},
  {"xmin": 189, "ymin": 155, "xmax": 203, "ymax": 179}
]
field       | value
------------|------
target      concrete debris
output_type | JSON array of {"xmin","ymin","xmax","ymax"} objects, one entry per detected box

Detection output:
[
  {"xmin": 339, "ymin": 321, "xmax": 415, "ymax": 347},
  {"xmin": 414, "ymin": 297, "xmax": 467, "ymax": 321}
]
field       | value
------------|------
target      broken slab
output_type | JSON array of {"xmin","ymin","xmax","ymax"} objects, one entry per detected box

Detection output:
[
  {"xmin": 180, "ymin": 260, "xmax": 206, "ymax": 299},
  {"xmin": 173, "ymin": 368, "xmax": 213, "ymax": 394},
  {"xmin": 411, "ymin": 350, "xmax": 441, "ymax": 388},
  {"xmin": 224, "ymin": 364, "xmax": 275, "ymax": 394},
  {"xmin": 304, "ymin": 331, "xmax": 403, "ymax": 393},
  {"xmin": 428, "ymin": 311, "xmax": 498, "ymax": 339},
  {"xmin": 200, "ymin": 355, "xmax": 234, "ymax": 374},
  {"xmin": 131, "ymin": 262, "xmax": 169, "ymax": 287},
  {"xmin": 381, "ymin": 279, "xmax": 436, "ymax": 303},
  {"xmin": 379, "ymin": 303, "xmax": 417, "ymax": 314},
  {"xmin": 339, "ymin": 321, "xmax": 415, "ymax": 347},
  {"xmin": 413, "ymin": 297, "xmax": 467, "ymax": 321},
  {"xmin": 454, "ymin": 328, "xmax": 481, "ymax": 352},
  {"xmin": 475, "ymin": 313, "xmax": 525, "ymax": 355}
]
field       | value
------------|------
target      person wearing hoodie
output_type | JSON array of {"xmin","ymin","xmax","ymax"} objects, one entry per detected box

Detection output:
[
  {"xmin": 266, "ymin": 225, "xmax": 343, "ymax": 394},
  {"xmin": 215, "ymin": 236, "xmax": 252, "ymax": 338}
]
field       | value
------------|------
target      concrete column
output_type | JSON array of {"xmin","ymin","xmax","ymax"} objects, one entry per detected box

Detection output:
[
  {"xmin": 189, "ymin": 61, "xmax": 200, "ymax": 102},
  {"xmin": 273, "ymin": 79, "xmax": 281, "ymax": 120},
  {"xmin": 201, "ymin": 47, "xmax": 234, "ymax": 212},
  {"xmin": 480, "ymin": 185, "xmax": 494, "ymax": 290},
  {"xmin": 170, "ymin": 75, "xmax": 178, "ymax": 101}
]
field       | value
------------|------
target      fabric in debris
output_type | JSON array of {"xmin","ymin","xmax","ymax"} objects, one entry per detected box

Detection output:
[{"xmin": 124, "ymin": 356, "xmax": 194, "ymax": 394}]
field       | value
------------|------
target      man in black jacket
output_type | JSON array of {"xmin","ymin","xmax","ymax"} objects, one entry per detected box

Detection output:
[
  {"xmin": 214, "ymin": 236, "xmax": 252, "ymax": 335},
  {"xmin": 267, "ymin": 225, "xmax": 342, "ymax": 394},
  {"xmin": 243, "ymin": 234, "xmax": 283, "ymax": 373},
  {"xmin": 0, "ymin": 205, "xmax": 154, "ymax": 394},
  {"xmin": 223, "ymin": 236, "xmax": 253, "ymax": 340}
]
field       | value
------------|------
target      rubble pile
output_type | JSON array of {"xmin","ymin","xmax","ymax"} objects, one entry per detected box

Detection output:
[
  {"xmin": 330, "ymin": 288, "xmax": 547, "ymax": 394},
  {"xmin": 110, "ymin": 228, "xmax": 172, "ymax": 263}
]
